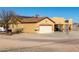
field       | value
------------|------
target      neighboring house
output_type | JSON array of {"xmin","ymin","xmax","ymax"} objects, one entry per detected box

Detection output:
[
  {"xmin": 65, "ymin": 18, "xmax": 73, "ymax": 31},
  {"xmin": 9, "ymin": 16, "xmax": 73, "ymax": 33},
  {"xmin": 73, "ymin": 23, "xmax": 79, "ymax": 31},
  {"xmin": 0, "ymin": 27, "xmax": 6, "ymax": 32}
]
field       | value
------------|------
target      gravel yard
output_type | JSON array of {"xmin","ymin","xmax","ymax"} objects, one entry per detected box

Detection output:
[{"xmin": 0, "ymin": 31, "xmax": 79, "ymax": 52}]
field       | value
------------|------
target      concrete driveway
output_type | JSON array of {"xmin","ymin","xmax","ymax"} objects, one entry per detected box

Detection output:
[{"xmin": 0, "ymin": 31, "xmax": 79, "ymax": 52}]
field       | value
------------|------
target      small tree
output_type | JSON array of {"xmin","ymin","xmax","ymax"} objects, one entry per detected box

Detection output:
[{"xmin": 0, "ymin": 10, "xmax": 20, "ymax": 34}]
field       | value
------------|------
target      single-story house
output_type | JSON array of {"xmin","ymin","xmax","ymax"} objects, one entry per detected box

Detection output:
[{"xmin": 9, "ymin": 16, "xmax": 73, "ymax": 33}]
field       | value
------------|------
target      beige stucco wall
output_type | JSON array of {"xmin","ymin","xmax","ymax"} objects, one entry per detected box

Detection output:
[
  {"xmin": 19, "ymin": 23, "xmax": 36, "ymax": 33},
  {"xmin": 9, "ymin": 24, "xmax": 23, "ymax": 32},
  {"xmin": 51, "ymin": 17, "xmax": 65, "ymax": 24}
]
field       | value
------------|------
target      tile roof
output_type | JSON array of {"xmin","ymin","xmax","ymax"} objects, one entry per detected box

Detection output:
[
  {"xmin": 17, "ymin": 15, "xmax": 34, "ymax": 18},
  {"xmin": 17, "ymin": 16, "xmax": 55, "ymax": 23}
]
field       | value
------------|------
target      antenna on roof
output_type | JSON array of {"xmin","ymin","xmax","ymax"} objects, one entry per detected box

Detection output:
[{"xmin": 35, "ymin": 14, "xmax": 39, "ymax": 18}]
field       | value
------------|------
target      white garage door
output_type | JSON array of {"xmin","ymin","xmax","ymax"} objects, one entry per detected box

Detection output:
[{"xmin": 38, "ymin": 26, "xmax": 52, "ymax": 33}]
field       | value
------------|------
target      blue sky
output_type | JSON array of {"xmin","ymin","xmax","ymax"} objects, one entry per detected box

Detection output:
[{"xmin": 0, "ymin": 7, "xmax": 79, "ymax": 23}]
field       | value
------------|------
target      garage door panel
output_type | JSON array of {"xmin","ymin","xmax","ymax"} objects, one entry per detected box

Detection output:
[{"xmin": 38, "ymin": 26, "xmax": 52, "ymax": 33}]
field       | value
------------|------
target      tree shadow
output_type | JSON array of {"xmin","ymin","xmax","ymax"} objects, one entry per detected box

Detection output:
[{"xmin": 18, "ymin": 38, "xmax": 79, "ymax": 44}]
